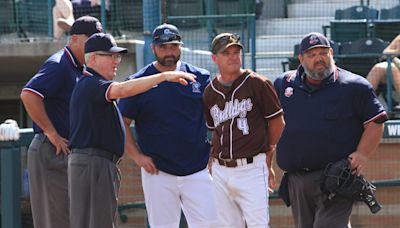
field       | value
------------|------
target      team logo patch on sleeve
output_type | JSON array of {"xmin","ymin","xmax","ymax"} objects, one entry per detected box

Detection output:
[{"xmin": 284, "ymin": 87, "xmax": 294, "ymax": 98}]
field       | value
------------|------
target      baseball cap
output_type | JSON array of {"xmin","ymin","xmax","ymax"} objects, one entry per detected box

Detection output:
[
  {"xmin": 85, "ymin": 33, "xmax": 128, "ymax": 54},
  {"xmin": 152, "ymin": 23, "xmax": 183, "ymax": 45},
  {"xmin": 70, "ymin": 16, "xmax": 103, "ymax": 37},
  {"xmin": 211, "ymin": 33, "xmax": 243, "ymax": 54},
  {"xmin": 299, "ymin": 32, "xmax": 331, "ymax": 54}
]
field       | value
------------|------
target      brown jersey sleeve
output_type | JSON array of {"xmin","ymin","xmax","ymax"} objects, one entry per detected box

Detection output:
[{"xmin": 251, "ymin": 74, "xmax": 283, "ymax": 119}]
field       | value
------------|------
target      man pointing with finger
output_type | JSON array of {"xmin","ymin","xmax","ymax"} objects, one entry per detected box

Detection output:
[
  {"xmin": 20, "ymin": 16, "xmax": 103, "ymax": 228},
  {"xmin": 68, "ymin": 32, "xmax": 197, "ymax": 228}
]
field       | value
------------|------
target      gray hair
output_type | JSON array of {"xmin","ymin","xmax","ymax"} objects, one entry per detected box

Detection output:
[{"xmin": 84, "ymin": 53, "xmax": 94, "ymax": 63}]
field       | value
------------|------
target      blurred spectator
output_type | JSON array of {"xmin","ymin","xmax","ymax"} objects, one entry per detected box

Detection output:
[
  {"xmin": 256, "ymin": 0, "xmax": 264, "ymax": 20},
  {"xmin": 72, "ymin": 0, "xmax": 110, "ymax": 23},
  {"xmin": 53, "ymin": 0, "xmax": 75, "ymax": 40},
  {"xmin": 90, "ymin": 0, "xmax": 110, "ymax": 11},
  {"xmin": 367, "ymin": 34, "xmax": 400, "ymax": 110}
]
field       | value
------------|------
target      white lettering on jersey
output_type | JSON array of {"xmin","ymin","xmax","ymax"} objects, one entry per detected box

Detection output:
[
  {"xmin": 237, "ymin": 118, "xmax": 249, "ymax": 135},
  {"xmin": 210, "ymin": 98, "xmax": 253, "ymax": 127}
]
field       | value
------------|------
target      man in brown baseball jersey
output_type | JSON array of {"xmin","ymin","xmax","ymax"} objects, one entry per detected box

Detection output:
[{"xmin": 203, "ymin": 33, "xmax": 285, "ymax": 228}]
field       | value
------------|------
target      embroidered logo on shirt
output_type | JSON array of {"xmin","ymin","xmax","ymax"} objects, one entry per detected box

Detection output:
[
  {"xmin": 284, "ymin": 87, "xmax": 293, "ymax": 98},
  {"xmin": 191, "ymin": 81, "xmax": 201, "ymax": 93}
]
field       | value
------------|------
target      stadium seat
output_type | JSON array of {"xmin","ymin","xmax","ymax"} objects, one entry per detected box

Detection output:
[
  {"xmin": 334, "ymin": 5, "xmax": 379, "ymax": 20},
  {"xmin": 336, "ymin": 37, "xmax": 388, "ymax": 77},
  {"xmin": 380, "ymin": 5, "xmax": 400, "ymax": 20},
  {"xmin": 167, "ymin": 0, "xmax": 205, "ymax": 27},
  {"xmin": 372, "ymin": 19, "xmax": 400, "ymax": 42},
  {"xmin": 323, "ymin": 5, "xmax": 378, "ymax": 43},
  {"xmin": 281, "ymin": 44, "xmax": 300, "ymax": 72},
  {"xmin": 215, "ymin": 0, "xmax": 254, "ymax": 27},
  {"xmin": 329, "ymin": 19, "xmax": 369, "ymax": 43}
]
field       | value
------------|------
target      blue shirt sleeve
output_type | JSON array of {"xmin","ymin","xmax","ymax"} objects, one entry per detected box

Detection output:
[
  {"xmin": 118, "ymin": 93, "xmax": 141, "ymax": 120},
  {"xmin": 85, "ymin": 76, "xmax": 113, "ymax": 105},
  {"xmin": 24, "ymin": 62, "xmax": 69, "ymax": 98},
  {"xmin": 353, "ymin": 77, "xmax": 386, "ymax": 123}
]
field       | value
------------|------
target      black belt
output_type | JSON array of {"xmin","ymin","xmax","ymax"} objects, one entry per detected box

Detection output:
[
  {"xmin": 72, "ymin": 148, "xmax": 121, "ymax": 164},
  {"xmin": 297, "ymin": 167, "xmax": 322, "ymax": 173},
  {"xmin": 216, "ymin": 156, "xmax": 254, "ymax": 168}
]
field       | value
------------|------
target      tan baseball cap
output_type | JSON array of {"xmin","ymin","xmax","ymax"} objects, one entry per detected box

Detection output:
[{"xmin": 211, "ymin": 33, "xmax": 243, "ymax": 54}]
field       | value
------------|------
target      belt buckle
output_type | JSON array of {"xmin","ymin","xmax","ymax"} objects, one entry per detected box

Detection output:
[{"xmin": 218, "ymin": 152, "xmax": 236, "ymax": 167}]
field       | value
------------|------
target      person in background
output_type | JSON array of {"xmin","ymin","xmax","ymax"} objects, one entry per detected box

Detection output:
[
  {"xmin": 53, "ymin": 0, "xmax": 75, "ymax": 40},
  {"xmin": 367, "ymin": 34, "xmax": 400, "ymax": 110}
]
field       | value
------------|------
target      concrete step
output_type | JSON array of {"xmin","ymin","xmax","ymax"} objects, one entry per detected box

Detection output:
[
  {"xmin": 256, "ymin": 35, "xmax": 302, "ymax": 53},
  {"xmin": 256, "ymin": 17, "xmax": 333, "ymax": 36},
  {"xmin": 254, "ymin": 57, "xmax": 288, "ymax": 81}
]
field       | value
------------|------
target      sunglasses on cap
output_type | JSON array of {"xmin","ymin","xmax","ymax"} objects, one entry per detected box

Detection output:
[
  {"xmin": 153, "ymin": 33, "xmax": 182, "ymax": 42},
  {"xmin": 218, "ymin": 33, "xmax": 240, "ymax": 45}
]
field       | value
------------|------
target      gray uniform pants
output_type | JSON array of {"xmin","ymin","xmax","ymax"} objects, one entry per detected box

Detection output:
[
  {"xmin": 68, "ymin": 149, "xmax": 121, "ymax": 228},
  {"xmin": 288, "ymin": 170, "xmax": 353, "ymax": 228},
  {"xmin": 27, "ymin": 133, "xmax": 70, "ymax": 228}
]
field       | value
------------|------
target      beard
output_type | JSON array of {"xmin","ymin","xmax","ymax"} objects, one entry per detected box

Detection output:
[
  {"xmin": 303, "ymin": 61, "xmax": 334, "ymax": 81},
  {"xmin": 155, "ymin": 54, "xmax": 180, "ymax": 67}
]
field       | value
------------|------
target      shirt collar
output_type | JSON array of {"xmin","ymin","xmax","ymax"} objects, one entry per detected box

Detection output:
[{"xmin": 64, "ymin": 46, "xmax": 84, "ymax": 72}]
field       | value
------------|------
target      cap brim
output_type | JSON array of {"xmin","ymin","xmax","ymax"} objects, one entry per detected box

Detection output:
[
  {"xmin": 57, "ymin": 18, "xmax": 73, "ymax": 31},
  {"xmin": 108, "ymin": 46, "xmax": 128, "ymax": 53},
  {"xmin": 303, "ymin": 45, "xmax": 330, "ymax": 53},
  {"xmin": 226, "ymin": 43, "xmax": 243, "ymax": 49},
  {"xmin": 214, "ymin": 43, "xmax": 243, "ymax": 54}
]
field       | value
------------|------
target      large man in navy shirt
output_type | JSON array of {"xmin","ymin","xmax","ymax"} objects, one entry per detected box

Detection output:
[
  {"xmin": 20, "ymin": 16, "xmax": 103, "ymax": 228},
  {"xmin": 118, "ymin": 24, "xmax": 218, "ymax": 228},
  {"xmin": 274, "ymin": 32, "xmax": 388, "ymax": 228},
  {"xmin": 68, "ymin": 32, "xmax": 197, "ymax": 228}
]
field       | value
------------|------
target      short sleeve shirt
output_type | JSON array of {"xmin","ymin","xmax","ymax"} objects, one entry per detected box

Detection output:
[
  {"xmin": 22, "ymin": 47, "xmax": 83, "ymax": 138},
  {"xmin": 203, "ymin": 69, "xmax": 283, "ymax": 159},
  {"xmin": 274, "ymin": 66, "xmax": 388, "ymax": 172},
  {"xmin": 118, "ymin": 61, "xmax": 211, "ymax": 175},
  {"xmin": 69, "ymin": 68, "xmax": 125, "ymax": 157}
]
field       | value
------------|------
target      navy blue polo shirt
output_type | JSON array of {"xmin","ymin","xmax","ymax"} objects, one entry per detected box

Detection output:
[
  {"xmin": 274, "ymin": 66, "xmax": 387, "ymax": 172},
  {"xmin": 69, "ymin": 68, "xmax": 125, "ymax": 157},
  {"xmin": 118, "ymin": 61, "xmax": 211, "ymax": 176},
  {"xmin": 22, "ymin": 47, "xmax": 83, "ymax": 138}
]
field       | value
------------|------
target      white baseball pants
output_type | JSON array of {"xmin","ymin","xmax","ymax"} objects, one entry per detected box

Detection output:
[
  {"xmin": 141, "ymin": 168, "xmax": 218, "ymax": 228},
  {"xmin": 212, "ymin": 153, "xmax": 270, "ymax": 228}
]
